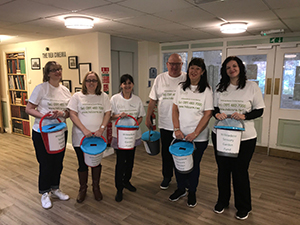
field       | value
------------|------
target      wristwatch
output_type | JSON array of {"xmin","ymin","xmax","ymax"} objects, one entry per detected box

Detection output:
[
  {"xmin": 100, "ymin": 125, "xmax": 105, "ymax": 129},
  {"xmin": 62, "ymin": 111, "xmax": 66, "ymax": 118}
]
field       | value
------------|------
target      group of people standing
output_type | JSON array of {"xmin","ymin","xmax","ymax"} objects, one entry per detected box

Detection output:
[{"xmin": 26, "ymin": 52, "xmax": 264, "ymax": 221}]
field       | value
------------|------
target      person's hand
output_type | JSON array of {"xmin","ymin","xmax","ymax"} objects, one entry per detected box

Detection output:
[
  {"xmin": 231, "ymin": 112, "xmax": 245, "ymax": 120},
  {"xmin": 216, "ymin": 113, "xmax": 227, "ymax": 120},
  {"xmin": 94, "ymin": 129, "xmax": 104, "ymax": 138},
  {"xmin": 175, "ymin": 130, "xmax": 184, "ymax": 140},
  {"xmin": 145, "ymin": 117, "xmax": 153, "ymax": 130},
  {"xmin": 119, "ymin": 112, "xmax": 127, "ymax": 118},
  {"xmin": 82, "ymin": 128, "xmax": 93, "ymax": 137},
  {"xmin": 185, "ymin": 132, "xmax": 197, "ymax": 142},
  {"xmin": 46, "ymin": 111, "xmax": 59, "ymax": 119}
]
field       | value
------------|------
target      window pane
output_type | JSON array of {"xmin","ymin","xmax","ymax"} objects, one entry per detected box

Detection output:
[
  {"xmin": 281, "ymin": 53, "xmax": 300, "ymax": 109},
  {"xmin": 193, "ymin": 50, "xmax": 222, "ymax": 92},
  {"xmin": 163, "ymin": 52, "xmax": 188, "ymax": 73}
]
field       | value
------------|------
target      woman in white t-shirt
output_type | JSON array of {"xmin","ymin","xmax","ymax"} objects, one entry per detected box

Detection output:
[
  {"xmin": 110, "ymin": 74, "xmax": 145, "ymax": 202},
  {"xmin": 212, "ymin": 56, "xmax": 265, "ymax": 220},
  {"xmin": 68, "ymin": 71, "xmax": 111, "ymax": 203},
  {"xmin": 25, "ymin": 61, "xmax": 71, "ymax": 209},
  {"xmin": 169, "ymin": 58, "xmax": 213, "ymax": 208}
]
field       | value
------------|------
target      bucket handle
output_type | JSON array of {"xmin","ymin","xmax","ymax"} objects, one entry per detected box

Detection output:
[
  {"xmin": 39, "ymin": 113, "xmax": 62, "ymax": 134},
  {"xmin": 115, "ymin": 114, "xmax": 139, "ymax": 126},
  {"xmin": 80, "ymin": 133, "xmax": 107, "ymax": 146},
  {"xmin": 170, "ymin": 139, "xmax": 196, "ymax": 150},
  {"xmin": 215, "ymin": 114, "xmax": 245, "ymax": 129}
]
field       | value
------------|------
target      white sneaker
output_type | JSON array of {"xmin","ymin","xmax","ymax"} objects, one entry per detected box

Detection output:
[
  {"xmin": 41, "ymin": 192, "xmax": 52, "ymax": 209},
  {"xmin": 51, "ymin": 189, "xmax": 70, "ymax": 201}
]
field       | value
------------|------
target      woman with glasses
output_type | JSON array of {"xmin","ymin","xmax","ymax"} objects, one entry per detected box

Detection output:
[
  {"xmin": 68, "ymin": 71, "xmax": 111, "ymax": 203},
  {"xmin": 26, "ymin": 61, "xmax": 71, "ymax": 209},
  {"xmin": 110, "ymin": 74, "xmax": 145, "ymax": 202}
]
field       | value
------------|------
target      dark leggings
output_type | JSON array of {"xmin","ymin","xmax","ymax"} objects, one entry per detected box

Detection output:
[{"xmin": 32, "ymin": 130, "xmax": 67, "ymax": 194}]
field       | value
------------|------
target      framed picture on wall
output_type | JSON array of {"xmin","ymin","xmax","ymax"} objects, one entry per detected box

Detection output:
[
  {"xmin": 62, "ymin": 80, "xmax": 72, "ymax": 92},
  {"xmin": 75, "ymin": 87, "xmax": 82, "ymax": 92},
  {"xmin": 31, "ymin": 58, "xmax": 40, "ymax": 70},
  {"xmin": 78, "ymin": 63, "xmax": 92, "ymax": 84},
  {"xmin": 68, "ymin": 56, "xmax": 78, "ymax": 69}
]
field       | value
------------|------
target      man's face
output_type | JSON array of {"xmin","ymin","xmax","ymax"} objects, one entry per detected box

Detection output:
[{"xmin": 166, "ymin": 55, "xmax": 183, "ymax": 77}]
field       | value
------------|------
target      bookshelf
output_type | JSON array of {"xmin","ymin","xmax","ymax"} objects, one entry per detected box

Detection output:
[{"xmin": 6, "ymin": 52, "xmax": 30, "ymax": 137}]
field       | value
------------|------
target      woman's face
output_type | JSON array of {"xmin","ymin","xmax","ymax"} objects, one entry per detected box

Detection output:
[
  {"xmin": 48, "ymin": 64, "xmax": 62, "ymax": 81},
  {"xmin": 85, "ymin": 73, "xmax": 98, "ymax": 94},
  {"xmin": 188, "ymin": 65, "xmax": 204, "ymax": 85},
  {"xmin": 226, "ymin": 60, "xmax": 240, "ymax": 80},
  {"xmin": 120, "ymin": 79, "xmax": 134, "ymax": 94}
]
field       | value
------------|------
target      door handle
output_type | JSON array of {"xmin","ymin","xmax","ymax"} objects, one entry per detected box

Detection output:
[
  {"xmin": 266, "ymin": 78, "xmax": 272, "ymax": 95},
  {"xmin": 274, "ymin": 78, "xmax": 280, "ymax": 95}
]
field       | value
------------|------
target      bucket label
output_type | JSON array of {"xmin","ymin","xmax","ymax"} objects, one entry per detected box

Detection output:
[
  {"xmin": 48, "ymin": 130, "xmax": 65, "ymax": 151},
  {"xmin": 118, "ymin": 130, "xmax": 136, "ymax": 149},
  {"xmin": 84, "ymin": 152, "xmax": 103, "ymax": 167},
  {"xmin": 217, "ymin": 129, "xmax": 241, "ymax": 154},
  {"xmin": 173, "ymin": 155, "xmax": 193, "ymax": 172}
]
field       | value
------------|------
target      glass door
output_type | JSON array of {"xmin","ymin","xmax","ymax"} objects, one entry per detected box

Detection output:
[{"xmin": 227, "ymin": 47, "xmax": 276, "ymax": 149}]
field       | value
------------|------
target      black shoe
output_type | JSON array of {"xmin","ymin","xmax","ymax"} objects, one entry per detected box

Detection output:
[
  {"xmin": 115, "ymin": 191, "xmax": 123, "ymax": 202},
  {"xmin": 169, "ymin": 189, "xmax": 187, "ymax": 201},
  {"xmin": 160, "ymin": 178, "xmax": 171, "ymax": 190},
  {"xmin": 213, "ymin": 203, "xmax": 229, "ymax": 214},
  {"xmin": 235, "ymin": 210, "xmax": 250, "ymax": 220},
  {"xmin": 123, "ymin": 182, "xmax": 137, "ymax": 192},
  {"xmin": 187, "ymin": 192, "xmax": 197, "ymax": 207}
]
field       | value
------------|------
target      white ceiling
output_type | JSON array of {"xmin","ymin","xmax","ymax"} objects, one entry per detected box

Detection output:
[{"xmin": 0, "ymin": 0, "xmax": 300, "ymax": 45}]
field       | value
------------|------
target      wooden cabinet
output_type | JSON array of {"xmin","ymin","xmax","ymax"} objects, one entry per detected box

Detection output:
[{"xmin": 6, "ymin": 52, "xmax": 30, "ymax": 137}]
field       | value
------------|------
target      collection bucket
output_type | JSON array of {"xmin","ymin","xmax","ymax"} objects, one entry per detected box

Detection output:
[
  {"xmin": 80, "ymin": 135, "xmax": 107, "ymax": 167},
  {"xmin": 169, "ymin": 139, "xmax": 194, "ymax": 174},
  {"xmin": 214, "ymin": 118, "xmax": 245, "ymax": 158},
  {"xmin": 115, "ymin": 115, "xmax": 139, "ymax": 150},
  {"xmin": 142, "ymin": 130, "xmax": 160, "ymax": 156},
  {"xmin": 38, "ymin": 113, "xmax": 66, "ymax": 154}
]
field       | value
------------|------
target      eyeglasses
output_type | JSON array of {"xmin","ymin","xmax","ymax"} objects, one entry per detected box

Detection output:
[
  {"xmin": 85, "ymin": 79, "xmax": 98, "ymax": 83},
  {"xmin": 49, "ymin": 68, "xmax": 62, "ymax": 73},
  {"xmin": 168, "ymin": 62, "xmax": 182, "ymax": 67}
]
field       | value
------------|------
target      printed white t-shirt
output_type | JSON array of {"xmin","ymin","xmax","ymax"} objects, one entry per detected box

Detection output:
[
  {"xmin": 149, "ymin": 71, "xmax": 186, "ymax": 131},
  {"xmin": 67, "ymin": 92, "xmax": 111, "ymax": 147},
  {"xmin": 110, "ymin": 92, "xmax": 146, "ymax": 139},
  {"xmin": 29, "ymin": 82, "xmax": 71, "ymax": 132},
  {"xmin": 173, "ymin": 85, "xmax": 214, "ymax": 142},
  {"xmin": 213, "ymin": 81, "xmax": 265, "ymax": 141}
]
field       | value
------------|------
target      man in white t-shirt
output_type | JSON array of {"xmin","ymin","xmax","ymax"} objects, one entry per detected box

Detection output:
[{"xmin": 146, "ymin": 53, "xmax": 186, "ymax": 189}]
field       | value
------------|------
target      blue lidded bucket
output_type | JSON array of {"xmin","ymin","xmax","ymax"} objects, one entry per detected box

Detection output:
[
  {"xmin": 169, "ymin": 140, "xmax": 194, "ymax": 174},
  {"xmin": 214, "ymin": 118, "xmax": 245, "ymax": 158},
  {"xmin": 142, "ymin": 130, "xmax": 160, "ymax": 156},
  {"xmin": 80, "ymin": 135, "xmax": 107, "ymax": 167}
]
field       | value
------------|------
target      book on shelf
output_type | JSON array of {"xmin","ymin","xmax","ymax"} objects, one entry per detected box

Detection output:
[
  {"xmin": 20, "ymin": 107, "xmax": 29, "ymax": 120},
  {"xmin": 22, "ymin": 121, "xmax": 30, "ymax": 136},
  {"xmin": 19, "ymin": 59, "xmax": 26, "ymax": 74},
  {"xmin": 11, "ymin": 105, "xmax": 21, "ymax": 118},
  {"xmin": 11, "ymin": 59, "xmax": 17, "ymax": 74},
  {"xmin": 12, "ymin": 119, "xmax": 23, "ymax": 134},
  {"xmin": 22, "ymin": 92, "xmax": 27, "ymax": 105}
]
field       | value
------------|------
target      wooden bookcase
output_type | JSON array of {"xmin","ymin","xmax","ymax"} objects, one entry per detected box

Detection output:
[{"xmin": 6, "ymin": 52, "xmax": 30, "ymax": 137}]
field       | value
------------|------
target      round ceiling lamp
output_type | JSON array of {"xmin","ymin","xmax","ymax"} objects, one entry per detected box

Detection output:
[
  {"xmin": 220, "ymin": 22, "xmax": 247, "ymax": 34},
  {"xmin": 64, "ymin": 16, "xmax": 94, "ymax": 29}
]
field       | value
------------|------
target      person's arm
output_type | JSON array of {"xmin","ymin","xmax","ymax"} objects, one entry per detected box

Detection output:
[
  {"xmin": 172, "ymin": 103, "xmax": 184, "ymax": 140},
  {"xmin": 69, "ymin": 110, "xmax": 93, "ymax": 137},
  {"xmin": 185, "ymin": 110, "xmax": 212, "ymax": 142},
  {"xmin": 94, "ymin": 111, "xmax": 111, "ymax": 137},
  {"xmin": 111, "ymin": 112, "xmax": 127, "ymax": 120},
  {"xmin": 25, "ymin": 102, "xmax": 43, "ymax": 118},
  {"xmin": 137, "ymin": 116, "xmax": 143, "ymax": 125},
  {"xmin": 231, "ymin": 108, "xmax": 264, "ymax": 121},
  {"xmin": 145, "ymin": 99, "xmax": 157, "ymax": 130}
]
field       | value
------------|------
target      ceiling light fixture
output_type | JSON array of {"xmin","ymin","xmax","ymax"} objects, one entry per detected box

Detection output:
[
  {"xmin": 64, "ymin": 16, "xmax": 94, "ymax": 29},
  {"xmin": 220, "ymin": 22, "xmax": 247, "ymax": 34}
]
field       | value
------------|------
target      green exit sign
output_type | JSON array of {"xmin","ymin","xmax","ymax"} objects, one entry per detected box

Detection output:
[{"xmin": 270, "ymin": 37, "xmax": 283, "ymax": 43}]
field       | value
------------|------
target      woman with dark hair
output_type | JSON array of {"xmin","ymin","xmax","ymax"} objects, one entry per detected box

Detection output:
[
  {"xmin": 68, "ymin": 71, "xmax": 111, "ymax": 203},
  {"xmin": 25, "ymin": 61, "xmax": 71, "ymax": 209},
  {"xmin": 169, "ymin": 58, "xmax": 213, "ymax": 207},
  {"xmin": 212, "ymin": 56, "xmax": 265, "ymax": 220},
  {"xmin": 110, "ymin": 74, "xmax": 145, "ymax": 202}
]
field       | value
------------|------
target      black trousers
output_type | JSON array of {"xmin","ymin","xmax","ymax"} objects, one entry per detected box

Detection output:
[
  {"xmin": 32, "ymin": 130, "xmax": 67, "ymax": 194},
  {"xmin": 115, "ymin": 147, "xmax": 136, "ymax": 191},
  {"xmin": 174, "ymin": 141, "xmax": 208, "ymax": 192},
  {"xmin": 160, "ymin": 129, "xmax": 174, "ymax": 179},
  {"xmin": 212, "ymin": 132, "xmax": 256, "ymax": 212}
]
